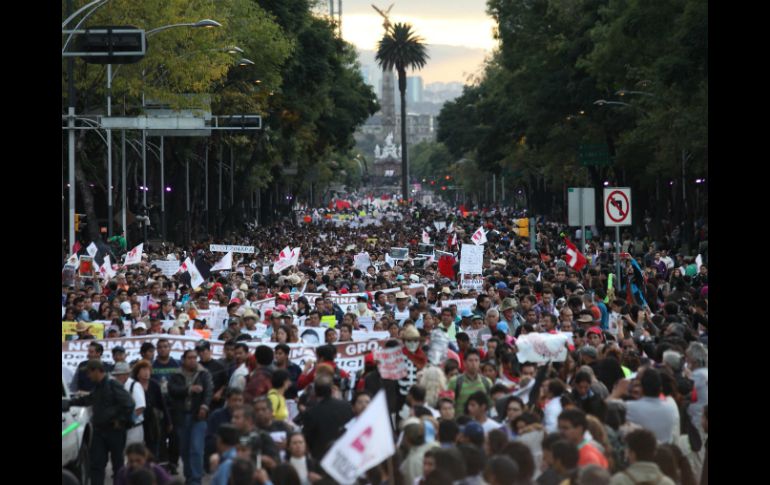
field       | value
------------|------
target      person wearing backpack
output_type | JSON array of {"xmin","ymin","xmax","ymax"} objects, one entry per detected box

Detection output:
[
  {"xmin": 447, "ymin": 348, "xmax": 493, "ymax": 417},
  {"xmin": 68, "ymin": 359, "xmax": 135, "ymax": 485},
  {"xmin": 111, "ymin": 361, "xmax": 146, "ymax": 446}
]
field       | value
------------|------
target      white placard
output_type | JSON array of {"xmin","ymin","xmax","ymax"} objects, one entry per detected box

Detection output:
[
  {"xmin": 151, "ymin": 260, "xmax": 181, "ymax": 277},
  {"xmin": 460, "ymin": 244, "xmax": 484, "ymax": 274},
  {"xmin": 515, "ymin": 333, "xmax": 569, "ymax": 363}
]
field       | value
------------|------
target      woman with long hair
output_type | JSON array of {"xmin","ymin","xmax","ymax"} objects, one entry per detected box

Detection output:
[
  {"xmin": 131, "ymin": 360, "xmax": 169, "ymax": 460},
  {"xmin": 274, "ymin": 325, "xmax": 290, "ymax": 344},
  {"xmin": 295, "ymin": 297, "xmax": 311, "ymax": 317},
  {"xmin": 416, "ymin": 365, "xmax": 447, "ymax": 409},
  {"xmin": 284, "ymin": 432, "xmax": 322, "ymax": 485}
]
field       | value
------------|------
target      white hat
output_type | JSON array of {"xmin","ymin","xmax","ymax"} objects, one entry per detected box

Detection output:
[
  {"xmin": 120, "ymin": 302, "xmax": 132, "ymax": 315},
  {"xmin": 134, "ymin": 321, "xmax": 147, "ymax": 330},
  {"xmin": 409, "ymin": 274, "xmax": 420, "ymax": 283}
]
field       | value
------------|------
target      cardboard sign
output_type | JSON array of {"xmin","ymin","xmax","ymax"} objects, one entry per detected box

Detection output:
[
  {"xmin": 78, "ymin": 256, "xmax": 96, "ymax": 278},
  {"xmin": 375, "ymin": 345, "xmax": 407, "ymax": 379},
  {"xmin": 321, "ymin": 315, "xmax": 337, "ymax": 329},
  {"xmin": 389, "ymin": 247, "xmax": 409, "ymax": 260},
  {"xmin": 460, "ymin": 274, "xmax": 484, "ymax": 292},
  {"xmin": 442, "ymin": 298, "xmax": 477, "ymax": 313},
  {"xmin": 151, "ymin": 260, "xmax": 181, "ymax": 277},
  {"xmin": 460, "ymin": 244, "xmax": 484, "ymax": 274},
  {"xmin": 515, "ymin": 333, "xmax": 569, "ymax": 363},
  {"xmin": 354, "ymin": 252, "xmax": 372, "ymax": 273},
  {"xmin": 62, "ymin": 321, "xmax": 105, "ymax": 342}
]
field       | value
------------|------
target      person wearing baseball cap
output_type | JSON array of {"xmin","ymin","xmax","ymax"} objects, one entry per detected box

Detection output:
[
  {"xmin": 586, "ymin": 327, "xmax": 604, "ymax": 347},
  {"xmin": 111, "ymin": 361, "xmax": 146, "ymax": 445}
]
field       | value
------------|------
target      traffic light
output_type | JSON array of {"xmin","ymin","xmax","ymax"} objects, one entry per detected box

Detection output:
[
  {"xmin": 516, "ymin": 218, "xmax": 529, "ymax": 238},
  {"xmin": 445, "ymin": 175, "xmax": 451, "ymax": 180},
  {"xmin": 74, "ymin": 213, "xmax": 86, "ymax": 232}
]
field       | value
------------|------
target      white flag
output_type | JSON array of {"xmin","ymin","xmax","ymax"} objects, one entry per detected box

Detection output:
[
  {"xmin": 274, "ymin": 247, "xmax": 301, "ymax": 273},
  {"xmin": 450, "ymin": 233, "xmax": 458, "ymax": 248},
  {"xmin": 99, "ymin": 255, "xmax": 116, "ymax": 280},
  {"xmin": 182, "ymin": 257, "xmax": 205, "ymax": 289},
  {"xmin": 86, "ymin": 242, "xmax": 98, "ymax": 258},
  {"xmin": 471, "ymin": 226, "xmax": 487, "ymax": 245},
  {"xmin": 695, "ymin": 254, "xmax": 703, "ymax": 272},
  {"xmin": 422, "ymin": 230, "xmax": 431, "ymax": 244},
  {"xmin": 320, "ymin": 390, "xmax": 395, "ymax": 484},
  {"xmin": 210, "ymin": 251, "xmax": 233, "ymax": 272},
  {"xmin": 124, "ymin": 243, "xmax": 144, "ymax": 265},
  {"xmin": 65, "ymin": 254, "xmax": 79, "ymax": 267}
]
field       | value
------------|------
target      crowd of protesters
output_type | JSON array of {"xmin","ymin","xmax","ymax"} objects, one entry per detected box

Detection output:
[{"xmin": 63, "ymin": 199, "xmax": 708, "ymax": 485}]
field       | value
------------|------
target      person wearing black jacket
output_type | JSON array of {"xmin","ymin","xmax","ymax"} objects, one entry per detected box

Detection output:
[
  {"xmin": 302, "ymin": 373, "xmax": 354, "ymax": 460},
  {"xmin": 167, "ymin": 350, "xmax": 213, "ymax": 485},
  {"xmin": 196, "ymin": 340, "xmax": 228, "ymax": 410},
  {"xmin": 68, "ymin": 360, "xmax": 134, "ymax": 485},
  {"xmin": 570, "ymin": 371, "xmax": 607, "ymax": 421}
]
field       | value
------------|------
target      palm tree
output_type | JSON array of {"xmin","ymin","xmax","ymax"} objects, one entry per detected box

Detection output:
[{"xmin": 376, "ymin": 23, "xmax": 428, "ymax": 202}]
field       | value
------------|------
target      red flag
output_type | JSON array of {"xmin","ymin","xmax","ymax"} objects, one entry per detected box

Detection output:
[
  {"xmin": 564, "ymin": 238, "xmax": 587, "ymax": 271},
  {"xmin": 438, "ymin": 255, "xmax": 456, "ymax": 279},
  {"xmin": 72, "ymin": 240, "xmax": 82, "ymax": 254}
]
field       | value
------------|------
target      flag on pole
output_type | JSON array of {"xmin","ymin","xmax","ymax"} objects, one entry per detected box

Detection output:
[
  {"xmin": 86, "ymin": 242, "xmax": 98, "ymax": 258},
  {"xmin": 210, "ymin": 251, "xmax": 233, "ymax": 272},
  {"xmin": 320, "ymin": 390, "xmax": 395, "ymax": 484},
  {"xmin": 124, "ymin": 243, "xmax": 144, "ymax": 266},
  {"xmin": 181, "ymin": 257, "xmax": 205, "ymax": 289},
  {"xmin": 471, "ymin": 226, "xmax": 487, "ymax": 245},
  {"xmin": 274, "ymin": 247, "xmax": 301, "ymax": 273},
  {"xmin": 448, "ymin": 233, "xmax": 458, "ymax": 248},
  {"xmin": 422, "ymin": 230, "xmax": 431, "ymax": 244},
  {"xmin": 72, "ymin": 241, "xmax": 82, "ymax": 255},
  {"xmin": 564, "ymin": 238, "xmax": 587, "ymax": 271}
]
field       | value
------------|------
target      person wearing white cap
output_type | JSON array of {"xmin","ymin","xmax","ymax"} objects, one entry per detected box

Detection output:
[{"xmin": 112, "ymin": 361, "xmax": 146, "ymax": 446}]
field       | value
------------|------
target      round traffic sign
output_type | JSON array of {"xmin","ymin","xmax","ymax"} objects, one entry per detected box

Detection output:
[{"xmin": 605, "ymin": 190, "xmax": 630, "ymax": 223}]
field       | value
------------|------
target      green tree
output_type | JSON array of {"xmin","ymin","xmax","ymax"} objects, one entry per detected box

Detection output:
[{"xmin": 376, "ymin": 23, "xmax": 429, "ymax": 201}]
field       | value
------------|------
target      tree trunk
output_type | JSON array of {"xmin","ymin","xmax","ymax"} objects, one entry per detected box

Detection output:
[{"xmin": 399, "ymin": 68, "xmax": 408, "ymax": 202}]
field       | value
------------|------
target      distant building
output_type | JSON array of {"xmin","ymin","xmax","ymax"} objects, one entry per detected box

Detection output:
[{"xmin": 406, "ymin": 76, "xmax": 424, "ymax": 104}]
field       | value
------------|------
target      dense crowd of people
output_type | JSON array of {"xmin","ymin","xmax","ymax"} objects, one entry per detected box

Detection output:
[{"xmin": 62, "ymin": 200, "xmax": 708, "ymax": 485}]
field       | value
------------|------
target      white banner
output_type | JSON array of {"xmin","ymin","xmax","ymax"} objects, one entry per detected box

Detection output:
[
  {"xmin": 515, "ymin": 333, "xmax": 569, "ymax": 363},
  {"xmin": 321, "ymin": 390, "xmax": 395, "ymax": 484},
  {"xmin": 180, "ymin": 257, "xmax": 205, "ymax": 289},
  {"xmin": 62, "ymin": 335, "xmax": 387, "ymax": 375},
  {"xmin": 151, "ymin": 260, "xmax": 181, "ymax": 277},
  {"xmin": 471, "ymin": 226, "xmax": 487, "ymax": 245},
  {"xmin": 210, "ymin": 244, "xmax": 255, "ymax": 254},
  {"xmin": 460, "ymin": 244, "xmax": 484, "ymax": 274}
]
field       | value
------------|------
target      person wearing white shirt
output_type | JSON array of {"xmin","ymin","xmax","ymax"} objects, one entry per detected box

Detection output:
[
  {"xmin": 111, "ymin": 361, "xmax": 146, "ymax": 445},
  {"xmin": 465, "ymin": 390, "xmax": 502, "ymax": 434},
  {"xmin": 543, "ymin": 379, "xmax": 566, "ymax": 434},
  {"xmin": 228, "ymin": 343, "xmax": 251, "ymax": 391},
  {"xmin": 624, "ymin": 369, "xmax": 678, "ymax": 444}
]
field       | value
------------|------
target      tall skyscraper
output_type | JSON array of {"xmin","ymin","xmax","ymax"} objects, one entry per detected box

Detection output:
[{"xmin": 406, "ymin": 76, "xmax": 424, "ymax": 104}]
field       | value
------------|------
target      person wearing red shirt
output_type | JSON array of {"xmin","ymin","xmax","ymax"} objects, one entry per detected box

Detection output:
[{"xmin": 557, "ymin": 408, "xmax": 609, "ymax": 469}]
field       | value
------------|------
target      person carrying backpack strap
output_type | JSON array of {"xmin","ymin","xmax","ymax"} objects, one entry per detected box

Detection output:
[{"xmin": 447, "ymin": 348, "xmax": 492, "ymax": 416}]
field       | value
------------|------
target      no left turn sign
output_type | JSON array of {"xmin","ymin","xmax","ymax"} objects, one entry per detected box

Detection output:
[{"xmin": 604, "ymin": 188, "xmax": 632, "ymax": 226}]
